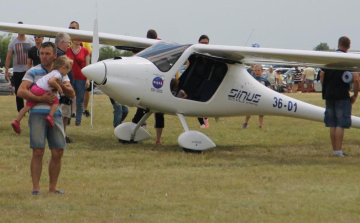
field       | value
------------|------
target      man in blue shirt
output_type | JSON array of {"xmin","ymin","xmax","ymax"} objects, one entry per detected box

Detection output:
[{"xmin": 242, "ymin": 64, "xmax": 271, "ymax": 129}]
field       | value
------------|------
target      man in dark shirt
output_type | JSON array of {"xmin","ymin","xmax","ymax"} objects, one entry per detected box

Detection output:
[
  {"xmin": 320, "ymin": 36, "xmax": 359, "ymax": 157},
  {"xmin": 132, "ymin": 29, "xmax": 164, "ymax": 145},
  {"xmin": 26, "ymin": 35, "xmax": 44, "ymax": 70}
]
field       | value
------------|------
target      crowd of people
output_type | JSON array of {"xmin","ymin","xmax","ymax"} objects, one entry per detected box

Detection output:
[
  {"xmin": 257, "ymin": 65, "xmax": 319, "ymax": 93},
  {"xmin": 3, "ymin": 20, "xmax": 357, "ymax": 196}
]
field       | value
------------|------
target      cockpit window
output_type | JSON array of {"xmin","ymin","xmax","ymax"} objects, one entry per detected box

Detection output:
[{"xmin": 137, "ymin": 42, "xmax": 191, "ymax": 72}]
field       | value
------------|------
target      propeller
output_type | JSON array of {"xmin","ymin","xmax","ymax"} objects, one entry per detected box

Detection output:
[
  {"xmin": 91, "ymin": 18, "xmax": 99, "ymax": 64},
  {"xmin": 90, "ymin": 14, "xmax": 99, "ymax": 126}
]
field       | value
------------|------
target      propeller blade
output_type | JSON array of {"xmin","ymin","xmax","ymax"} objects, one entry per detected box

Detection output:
[
  {"xmin": 91, "ymin": 18, "xmax": 99, "ymax": 64},
  {"xmin": 90, "ymin": 17, "xmax": 99, "ymax": 126}
]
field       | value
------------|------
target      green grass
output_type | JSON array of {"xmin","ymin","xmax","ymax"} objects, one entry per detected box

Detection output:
[{"xmin": 1, "ymin": 93, "xmax": 360, "ymax": 223}]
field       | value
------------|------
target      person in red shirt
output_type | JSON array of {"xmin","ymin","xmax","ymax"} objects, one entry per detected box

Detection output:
[{"xmin": 66, "ymin": 39, "xmax": 90, "ymax": 126}]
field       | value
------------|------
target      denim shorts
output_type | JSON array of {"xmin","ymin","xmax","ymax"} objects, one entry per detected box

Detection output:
[
  {"xmin": 324, "ymin": 99, "xmax": 351, "ymax": 128},
  {"xmin": 28, "ymin": 113, "xmax": 66, "ymax": 149}
]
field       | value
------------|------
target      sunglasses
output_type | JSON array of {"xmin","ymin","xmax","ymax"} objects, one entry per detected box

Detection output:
[
  {"xmin": 34, "ymin": 36, "xmax": 42, "ymax": 38},
  {"xmin": 69, "ymin": 27, "xmax": 76, "ymax": 29}
]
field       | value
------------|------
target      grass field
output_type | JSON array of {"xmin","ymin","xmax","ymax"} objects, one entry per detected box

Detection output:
[{"xmin": 1, "ymin": 93, "xmax": 360, "ymax": 223}]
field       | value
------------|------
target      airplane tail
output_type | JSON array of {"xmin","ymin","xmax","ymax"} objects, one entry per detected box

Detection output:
[{"xmin": 259, "ymin": 89, "xmax": 360, "ymax": 129}]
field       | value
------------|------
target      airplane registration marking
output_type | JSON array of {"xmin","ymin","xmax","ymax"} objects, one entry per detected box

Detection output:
[{"xmin": 273, "ymin": 97, "xmax": 297, "ymax": 112}]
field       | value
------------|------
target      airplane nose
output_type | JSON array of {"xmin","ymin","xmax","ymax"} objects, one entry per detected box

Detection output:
[{"xmin": 82, "ymin": 62, "xmax": 106, "ymax": 85}]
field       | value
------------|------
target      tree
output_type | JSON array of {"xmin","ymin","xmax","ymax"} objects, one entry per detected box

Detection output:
[
  {"xmin": 313, "ymin": 42, "xmax": 330, "ymax": 51},
  {"xmin": 0, "ymin": 33, "xmax": 14, "ymax": 67},
  {"xmin": 98, "ymin": 46, "xmax": 133, "ymax": 61}
]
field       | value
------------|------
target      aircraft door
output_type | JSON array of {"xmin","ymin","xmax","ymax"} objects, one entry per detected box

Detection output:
[{"xmin": 176, "ymin": 54, "xmax": 228, "ymax": 102}]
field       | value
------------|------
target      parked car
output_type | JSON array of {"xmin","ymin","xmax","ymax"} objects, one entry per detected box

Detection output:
[
  {"xmin": 262, "ymin": 64, "xmax": 271, "ymax": 75},
  {"xmin": 0, "ymin": 74, "xmax": 12, "ymax": 95},
  {"xmin": 274, "ymin": 67, "xmax": 290, "ymax": 76}
]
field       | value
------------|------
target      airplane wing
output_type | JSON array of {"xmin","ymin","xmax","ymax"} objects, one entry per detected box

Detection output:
[
  {"xmin": 2, "ymin": 22, "xmax": 360, "ymax": 70},
  {"xmin": 193, "ymin": 44, "xmax": 360, "ymax": 70},
  {"xmin": 0, "ymin": 22, "xmax": 157, "ymax": 49}
]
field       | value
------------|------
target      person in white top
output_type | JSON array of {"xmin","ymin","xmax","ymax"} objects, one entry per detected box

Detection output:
[
  {"xmin": 302, "ymin": 67, "xmax": 317, "ymax": 83},
  {"xmin": 265, "ymin": 66, "xmax": 276, "ymax": 88},
  {"xmin": 11, "ymin": 56, "xmax": 73, "ymax": 134}
]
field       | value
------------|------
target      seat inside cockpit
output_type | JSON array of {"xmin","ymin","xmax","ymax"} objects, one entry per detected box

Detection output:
[{"xmin": 175, "ymin": 54, "xmax": 229, "ymax": 102}]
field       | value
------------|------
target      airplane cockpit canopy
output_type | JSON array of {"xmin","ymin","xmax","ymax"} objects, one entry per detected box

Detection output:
[{"xmin": 137, "ymin": 42, "xmax": 191, "ymax": 72}]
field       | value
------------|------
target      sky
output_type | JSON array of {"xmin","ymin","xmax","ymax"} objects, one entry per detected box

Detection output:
[{"xmin": 1, "ymin": 0, "xmax": 360, "ymax": 50}]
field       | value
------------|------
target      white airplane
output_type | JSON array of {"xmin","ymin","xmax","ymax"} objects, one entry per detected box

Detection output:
[{"xmin": 1, "ymin": 22, "xmax": 360, "ymax": 151}]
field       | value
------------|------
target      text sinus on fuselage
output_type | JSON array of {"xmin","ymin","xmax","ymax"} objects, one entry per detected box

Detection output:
[{"xmin": 228, "ymin": 89, "xmax": 261, "ymax": 106}]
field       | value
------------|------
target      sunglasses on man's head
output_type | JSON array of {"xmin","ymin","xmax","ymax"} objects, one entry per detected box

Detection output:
[{"xmin": 69, "ymin": 27, "xmax": 76, "ymax": 29}]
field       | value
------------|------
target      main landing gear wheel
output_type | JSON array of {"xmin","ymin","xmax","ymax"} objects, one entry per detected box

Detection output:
[
  {"xmin": 176, "ymin": 113, "xmax": 216, "ymax": 152},
  {"xmin": 114, "ymin": 121, "xmax": 152, "ymax": 143}
]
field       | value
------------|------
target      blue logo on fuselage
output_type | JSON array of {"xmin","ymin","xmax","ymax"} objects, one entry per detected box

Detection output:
[{"xmin": 153, "ymin": 77, "xmax": 164, "ymax": 89}]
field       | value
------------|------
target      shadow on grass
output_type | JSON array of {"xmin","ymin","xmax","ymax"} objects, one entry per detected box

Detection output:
[
  {"xmin": 203, "ymin": 144, "xmax": 360, "ymax": 167},
  {"xmin": 67, "ymin": 130, "xmax": 182, "ymax": 153},
  {"xmin": 65, "ymin": 127, "xmax": 360, "ymax": 168}
]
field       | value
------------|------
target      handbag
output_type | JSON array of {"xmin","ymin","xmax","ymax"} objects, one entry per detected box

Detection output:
[{"xmin": 59, "ymin": 95, "xmax": 72, "ymax": 105}]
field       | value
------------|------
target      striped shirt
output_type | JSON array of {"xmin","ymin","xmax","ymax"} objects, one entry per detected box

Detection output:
[{"xmin": 23, "ymin": 64, "xmax": 70, "ymax": 115}]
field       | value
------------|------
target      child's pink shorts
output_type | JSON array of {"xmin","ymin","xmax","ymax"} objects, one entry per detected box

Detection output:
[{"xmin": 26, "ymin": 85, "xmax": 59, "ymax": 107}]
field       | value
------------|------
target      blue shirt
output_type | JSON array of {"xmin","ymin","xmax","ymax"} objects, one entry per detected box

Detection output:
[{"xmin": 254, "ymin": 76, "xmax": 271, "ymax": 87}]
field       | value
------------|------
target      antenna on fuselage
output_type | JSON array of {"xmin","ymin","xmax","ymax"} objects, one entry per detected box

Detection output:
[{"xmin": 244, "ymin": 29, "xmax": 254, "ymax": 46}]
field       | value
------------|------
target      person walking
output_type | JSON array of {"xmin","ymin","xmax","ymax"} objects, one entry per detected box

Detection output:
[
  {"xmin": 5, "ymin": 21, "xmax": 34, "ymax": 112},
  {"xmin": 66, "ymin": 38, "xmax": 90, "ymax": 126},
  {"xmin": 242, "ymin": 64, "xmax": 271, "ymax": 129}
]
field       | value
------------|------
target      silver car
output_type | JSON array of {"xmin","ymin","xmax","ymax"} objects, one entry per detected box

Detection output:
[{"xmin": 0, "ymin": 74, "xmax": 12, "ymax": 95}]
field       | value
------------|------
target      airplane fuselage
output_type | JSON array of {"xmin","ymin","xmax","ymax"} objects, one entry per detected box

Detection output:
[{"xmin": 82, "ymin": 42, "xmax": 360, "ymax": 128}]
